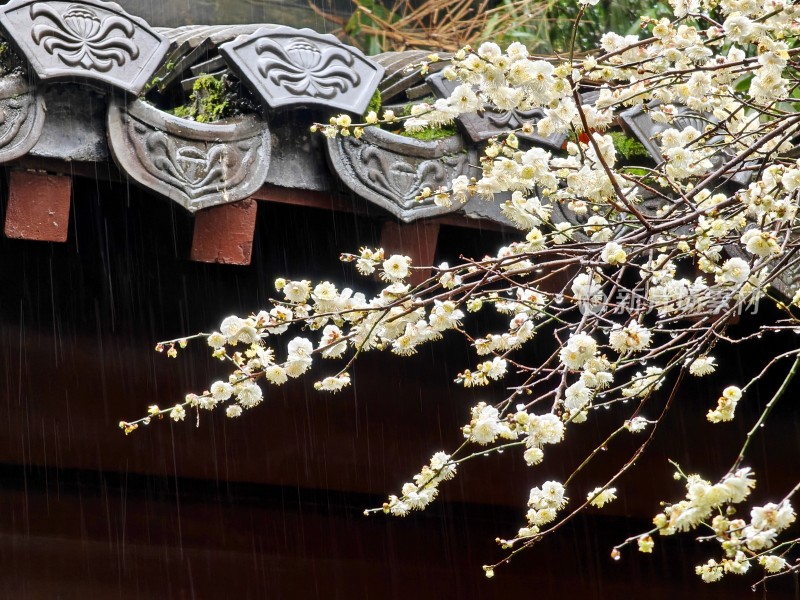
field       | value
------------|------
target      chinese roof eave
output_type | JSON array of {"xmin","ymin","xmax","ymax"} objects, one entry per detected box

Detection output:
[{"xmin": 0, "ymin": 0, "xmax": 518, "ymax": 228}]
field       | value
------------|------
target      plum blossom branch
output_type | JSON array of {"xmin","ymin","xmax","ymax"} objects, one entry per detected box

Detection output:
[{"xmin": 124, "ymin": 0, "xmax": 800, "ymax": 587}]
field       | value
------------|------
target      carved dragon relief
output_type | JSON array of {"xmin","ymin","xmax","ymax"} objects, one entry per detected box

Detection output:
[
  {"xmin": 107, "ymin": 98, "xmax": 272, "ymax": 212},
  {"xmin": 355, "ymin": 142, "xmax": 469, "ymax": 210},
  {"xmin": 0, "ymin": 0, "xmax": 169, "ymax": 94},
  {"xmin": 0, "ymin": 94, "xmax": 33, "ymax": 143},
  {"xmin": 326, "ymin": 126, "xmax": 477, "ymax": 222}
]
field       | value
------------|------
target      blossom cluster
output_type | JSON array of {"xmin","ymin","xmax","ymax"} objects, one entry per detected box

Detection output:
[
  {"xmin": 648, "ymin": 467, "xmax": 796, "ymax": 582},
  {"xmin": 381, "ymin": 451, "xmax": 457, "ymax": 517}
]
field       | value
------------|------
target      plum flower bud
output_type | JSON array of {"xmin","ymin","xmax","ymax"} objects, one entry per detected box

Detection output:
[{"xmin": 638, "ymin": 536, "xmax": 654, "ymax": 553}]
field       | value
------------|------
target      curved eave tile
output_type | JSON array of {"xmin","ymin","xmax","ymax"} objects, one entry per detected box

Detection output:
[
  {"xmin": 107, "ymin": 97, "xmax": 272, "ymax": 212},
  {"xmin": 0, "ymin": 0, "xmax": 169, "ymax": 95},
  {"xmin": 219, "ymin": 26, "xmax": 384, "ymax": 114},
  {"xmin": 325, "ymin": 126, "xmax": 477, "ymax": 223},
  {"xmin": 373, "ymin": 50, "xmax": 448, "ymax": 104},
  {"xmin": 619, "ymin": 100, "xmax": 753, "ymax": 186},
  {"xmin": 427, "ymin": 72, "xmax": 566, "ymax": 150}
]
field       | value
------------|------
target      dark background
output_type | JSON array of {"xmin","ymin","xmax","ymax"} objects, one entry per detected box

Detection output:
[{"xmin": 0, "ymin": 174, "xmax": 798, "ymax": 598}]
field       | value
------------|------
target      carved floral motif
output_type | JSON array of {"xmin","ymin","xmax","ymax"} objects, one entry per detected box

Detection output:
[
  {"xmin": 355, "ymin": 143, "xmax": 466, "ymax": 208},
  {"xmin": 30, "ymin": 3, "xmax": 138, "ymax": 71},
  {"xmin": 0, "ymin": 0, "xmax": 169, "ymax": 94},
  {"xmin": 134, "ymin": 130, "xmax": 260, "ymax": 202},
  {"xmin": 256, "ymin": 38, "xmax": 360, "ymax": 99},
  {"xmin": 219, "ymin": 26, "xmax": 383, "ymax": 114}
]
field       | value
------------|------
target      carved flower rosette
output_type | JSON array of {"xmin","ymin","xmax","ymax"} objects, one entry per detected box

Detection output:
[
  {"xmin": 107, "ymin": 98, "xmax": 272, "ymax": 212},
  {"xmin": 0, "ymin": 0, "xmax": 169, "ymax": 94},
  {"xmin": 325, "ymin": 126, "xmax": 477, "ymax": 223},
  {"xmin": 0, "ymin": 73, "xmax": 46, "ymax": 163}
]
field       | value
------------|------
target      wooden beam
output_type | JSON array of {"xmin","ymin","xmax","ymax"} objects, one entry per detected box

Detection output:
[
  {"xmin": 190, "ymin": 198, "xmax": 258, "ymax": 265},
  {"xmin": 253, "ymin": 185, "xmax": 509, "ymax": 232},
  {"xmin": 4, "ymin": 170, "xmax": 72, "ymax": 242},
  {"xmin": 9, "ymin": 157, "xmax": 124, "ymax": 183},
  {"xmin": 380, "ymin": 219, "xmax": 440, "ymax": 285},
  {"xmin": 252, "ymin": 184, "xmax": 372, "ymax": 215}
]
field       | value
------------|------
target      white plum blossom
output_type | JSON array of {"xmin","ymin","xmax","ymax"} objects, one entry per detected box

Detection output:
[
  {"xmin": 707, "ymin": 386, "xmax": 743, "ymax": 423},
  {"xmin": 235, "ymin": 382, "xmax": 263, "ymax": 408},
  {"xmin": 588, "ymin": 487, "xmax": 617, "ymax": 508},
  {"xmin": 622, "ymin": 367, "xmax": 664, "ymax": 398},
  {"xmin": 465, "ymin": 402, "xmax": 515, "ymax": 445},
  {"xmin": 207, "ymin": 331, "xmax": 226, "ymax": 349},
  {"xmin": 564, "ymin": 380, "xmax": 593, "ymax": 413},
  {"xmin": 226, "ymin": 405, "xmax": 243, "ymax": 418},
  {"xmin": 382, "ymin": 255, "xmax": 411, "ymax": 281},
  {"xmin": 210, "ymin": 381, "xmax": 233, "ymax": 401},
  {"xmin": 609, "ymin": 321, "xmax": 652, "ymax": 354},
  {"xmin": 526, "ymin": 413, "xmax": 564, "ymax": 446},
  {"xmin": 716, "ymin": 257, "xmax": 751, "ymax": 286},
  {"xmin": 283, "ymin": 280, "xmax": 311, "ymax": 303},
  {"xmin": 559, "ymin": 333, "xmax": 598, "ymax": 369},
  {"xmin": 601, "ymin": 242, "xmax": 627, "ymax": 265},
  {"xmin": 264, "ymin": 364, "xmax": 288, "ymax": 385},
  {"xmin": 741, "ymin": 229, "xmax": 780, "ymax": 258},
  {"xmin": 688, "ymin": 356, "xmax": 716, "ymax": 376},
  {"xmin": 169, "ymin": 404, "xmax": 186, "ymax": 422},
  {"xmin": 286, "ymin": 337, "xmax": 314, "ymax": 377},
  {"xmin": 624, "ymin": 417, "xmax": 649, "ymax": 433},
  {"xmin": 314, "ymin": 373, "xmax": 351, "ymax": 392}
]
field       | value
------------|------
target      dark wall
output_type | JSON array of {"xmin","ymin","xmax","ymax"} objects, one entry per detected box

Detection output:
[{"xmin": 0, "ymin": 174, "xmax": 798, "ymax": 597}]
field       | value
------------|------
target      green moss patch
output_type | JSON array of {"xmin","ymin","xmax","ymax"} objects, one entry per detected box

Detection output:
[
  {"xmin": 609, "ymin": 131, "xmax": 651, "ymax": 161},
  {"xmin": 170, "ymin": 75, "xmax": 234, "ymax": 123},
  {"xmin": 365, "ymin": 88, "xmax": 382, "ymax": 117},
  {"xmin": 399, "ymin": 124, "xmax": 459, "ymax": 141}
]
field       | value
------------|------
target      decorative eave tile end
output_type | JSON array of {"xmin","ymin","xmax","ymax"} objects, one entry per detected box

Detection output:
[
  {"xmin": 0, "ymin": 0, "xmax": 170, "ymax": 95},
  {"xmin": 219, "ymin": 25, "xmax": 384, "ymax": 115},
  {"xmin": 0, "ymin": 74, "xmax": 46, "ymax": 162},
  {"xmin": 325, "ymin": 125, "xmax": 477, "ymax": 223},
  {"xmin": 107, "ymin": 97, "xmax": 272, "ymax": 212}
]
